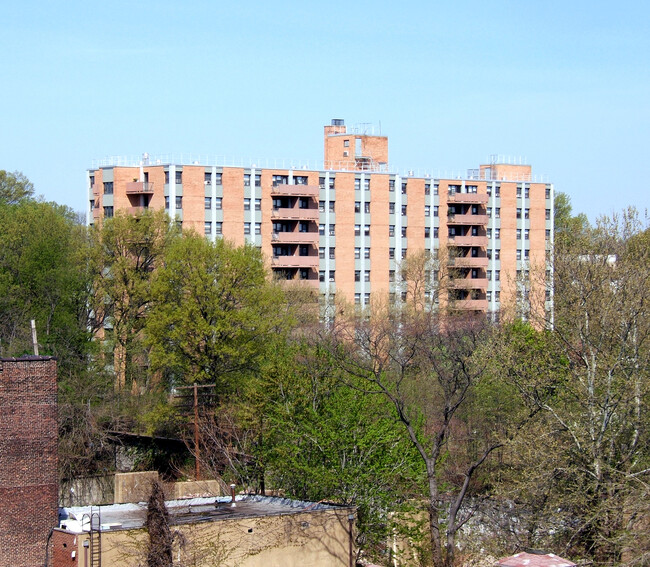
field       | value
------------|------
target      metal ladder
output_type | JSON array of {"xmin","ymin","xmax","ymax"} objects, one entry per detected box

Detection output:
[{"xmin": 89, "ymin": 508, "xmax": 102, "ymax": 567}]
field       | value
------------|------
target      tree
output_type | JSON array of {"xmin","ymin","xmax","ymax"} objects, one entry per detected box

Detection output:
[
  {"xmin": 323, "ymin": 307, "xmax": 522, "ymax": 567},
  {"xmin": 0, "ymin": 170, "xmax": 35, "ymax": 204},
  {"xmin": 92, "ymin": 209, "xmax": 179, "ymax": 391},
  {"xmin": 145, "ymin": 480, "xmax": 173, "ymax": 567},
  {"xmin": 145, "ymin": 234, "xmax": 292, "ymax": 393},
  {"xmin": 512, "ymin": 209, "xmax": 650, "ymax": 563}
]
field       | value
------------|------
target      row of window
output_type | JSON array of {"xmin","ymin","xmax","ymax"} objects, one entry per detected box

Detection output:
[{"xmin": 204, "ymin": 222, "xmax": 263, "ymax": 236}]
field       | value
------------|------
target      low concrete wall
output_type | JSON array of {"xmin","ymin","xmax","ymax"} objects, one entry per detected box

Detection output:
[
  {"xmin": 60, "ymin": 475, "xmax": 114, "ymax": 507},
  {"xmin": 114, "ymin": 471, "xmax": 159, "ymax": 504},
  {"xmin": 172, "ymin": 480, "xmax": 223, "ymax": 500}
]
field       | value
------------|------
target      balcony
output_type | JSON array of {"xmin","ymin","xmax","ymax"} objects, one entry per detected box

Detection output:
[
  {"xmin": 452, "ymin": 298, "xmax": 489, "ymax": 311},
  {"xmin": 271, "ymin": 255, "xmax": 319, "ymax": 268},
  {"xmin": 271, "ymin": 207, "xmax": 320, "ymax": 221},
  {"xmin": 126, "ymin": 182, "xmax": 154, "ymax": 194},
  {"xmin": 448, "ymin": 235, "xmax": 488, "ymax": 247},
  {"xmin": 271, "ymin": 184, "xmax": 319, "ymax": 197},
  {"xmin": 447, "ymin": 214, "xmax": 488, "ymax": 225},
  {"xmin": 272, "ymin": 231, "xmax": 319, "ymax": 244},
  {"xmin": 450, "ymin": 278, "xmax": 488, "ymax": 290},
  {"xmin": 447, "ymin": 193, "xmax": 488, "ymax": 204},
  {"xmin": 450, "ymin": 256, "xmax": 488, "ymax": 268}
]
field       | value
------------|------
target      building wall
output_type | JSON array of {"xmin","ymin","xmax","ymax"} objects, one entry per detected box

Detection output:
[
  {"xmin": 0, "ymin": 357, "xmax": 58, "ymax": 567},
  {"xmin": 57, "ymin": 508, "xmax": 352, "ymax": 567}
]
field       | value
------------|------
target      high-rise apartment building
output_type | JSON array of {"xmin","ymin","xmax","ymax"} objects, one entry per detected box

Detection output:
[{"xmin": 88, "ymin": 120, "xmax": 553, "ymax": 318}]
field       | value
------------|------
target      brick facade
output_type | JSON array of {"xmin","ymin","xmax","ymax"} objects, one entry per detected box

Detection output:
[{"xmin": 0, "ymin": 357, "xmax": 58, "ymax": 567}]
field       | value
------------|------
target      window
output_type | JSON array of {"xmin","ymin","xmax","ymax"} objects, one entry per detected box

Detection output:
[
  {"xmin": 329, "ymin": 271, "xmax": 335, "ymax": 282},
  {"xmin": 344, "ymin": 139, "xmax": 350, "ymax": 147},
  {"xmin": 89, "ymin": 175, "xmax": 95, "ymax": 187},
  {"xmin": 355, "ymin": 178, "xmax": 361, "ymax": 190},
  {"xmin": 299, "ymin": 221, "xmax": 309, "ymax": 232},
  {"xmin": 525, "ymin": 208, "xmax": 530, "ymax": 219},
  {"xmin": 495, "ymin": 207, "xmax": 500, "ymax": 218},
  {"xmin": 517, "ymin": 208, "xmax": 522, "ymax": 219},
  {"xmin": 425, "ymin": 183, "xmax": 430, "ymax": 195},
  {"xmin": 364, "ymin": 270, "xmax": 370, "ymax": 282},
  {"xmin": 364, "ymin": 247, "xmax": 370, "ymax": 259},
  {"xmin": 299, "ymin": 198, "xmax": 309, "ymax": 209},
  {"xmin": 364, "ymin": 293, "xmax": 370, "ymax": 304},
  {"xmin": 329, "ymin": 201, "xmax": 335, "ymax": 213},
  {"xmin": 319, "ymin": 247, "xmax": 325, "ymax": 259},
  {"xmin": 487, "ymin": 228, "xmax": 492, "ymax": 238},
  {"xmin": 319, "ymin": 177, "xmax": 325, "ymax": 189},
  {"xmin": 525, "ymin": 187, "xmax": 530, "ymax": 198},
  {"xmin": 355, "ymin": 202, "xmax": 361, "ymax": 213},
  {"xmin": 329, "ymin": 248, "xmax": 336, "ymax": 259},
  {"xmin": 355, "ymin": 270, "xmax": 360, "ymax": 282},
  {"xmin": 329, "ymin": 224, "xmax": 335, "ymax": 236},
  {"xmin": 495, "ymin": 228, "xmax": 500, "ymax": 238},
  {"xmin": 89, "ymin": 199, "xmax": 95, "ymax": 210},
  {"xmin": 243, "ymin": 174, "xmax": 251, "ymax": 187},
  {"xmin": 401, "ymin": 226, "xmax": 407, "ymax": 237},
  {"xmin": 546, "ymin": 187, "xmax": 551, "ymax": 199},
  {"xmin": 546, "ymin": 208, "xmax": 551, "ymax": 220},
  {"xmin": 434, "ymin": 184, "xmax": 439, "ymax": 195},
  {"xmin": 294, "ymin": 176, "xmax": 308, "ymax": 185},
  {"xmin": 389, "ymin": 270, "xmax": 395, "ymax": 282},
  {"xmin": 389, "ymin": 248, "xmax": 395, "ymax": 259},
  {"xmin": 319, "ymin": 270, "xmax": 325, "ymax": 282},
  {"xmin": 487, "ymin": 207, "xmax": 492, "ymax": 217},
  {"xmin": 255, "ymin": 223, "xmax": 261, "ymax": 235},
  {"xmin": 402, "ymin": 248, "xmax": 407, "ymax": 259},
  {"xmin": 215, "ymin": 173, "xmax": 222, "ymax": 185},
  {"xmin": 329, "ymin": 177, "xmax": 335, "ymax": 189},
  {"xmin": 165, "ymin": 171, "xmax": 170, "ymax": 184},
  {"xmin": 255, "ymin": 174, "xmax": 261, "ymax": 187},
  {"xmin": 487, "ymin": 185, "xmax": 492, "ymax": 196},
  {"xmin": 355, "ymin": 293, "xmax": 361, "ymax": 304},
  {"xmin": 364, "ymin": 225, "xmax": 370, "ymax": 237},
  {"xmin": 517, "ymin": 249, "xmax": 522, "ymax": 260},
  {"xmin": 204, "ymin": 222, "xmax": 212, "ymax": 235},
  {"xmin": 355, "ymin": 247, "xmax": 361, "ymax": 259},
  {"xmin": 401, "ymin": 205, "xmax": 407, "ymax": 216},
  {"xmin": 255, "ymin": 198, "xmax": 261, "ymax": 211},
  {"xmin": 433, "ymin": 227, "xmax": 439, "ymax": 238},
  {"xmin": 495, "ymin": 270, "xmax": 500, "ymax": 281},
  {"xmin": 103, "ymin": 206, "xmax": 114, "ymax": 218},
  {"xmin": 214, "ymin": 197, "xmax": 222, "ymax": 210},
  {"xmin": 495, "ymin": 291, "xmax": 500, "ymax": 302},
  {"xmin": 524, "ymin": 249, "xmax": 530, "ymax": 259},
  {"xmin": 244, "ymin": 222, "xmax": 251, "ymax": 235},
  {"xmin": 272, "ymin": 174, "xmax": 288, "ymax": 186},
  {"xmin": 517, "ymin": 229, "xmax": 522, "ymax": 239},
  {"xmin": 364, "ymin": 178, "xmax": 370, "ymax": 191},
  {"xmin": 364, "ymin": 202, "xmax": 370, "ymax": 214},
  {"xmin": 487, "ymin": 270, "xmax": 492, "ymax": 281},
  {"xmin": 401, "ymin": 182, "xmax": 407, "ymax": 194},
  {"xmin": 103, "ymin": 182, "xmax": 113, "ymax": 194},
  {"xmin": 389, "ymin": 203, "xmax": 395, "ymax": 214},
  {"xmin": 205, "ymin": 197, "xmax": 212, "ymax": 209},
  {"xmin": 425, "ymin": 205, "xmax": 430, "ymax": 217},
  {"xmin": 244, "ymin": 198, "xmax": 251, "ymax": 210},
  {"xmin": 517, "ymin": 187, "xmax": 522, "ymax": 197},
  {"xmin": 433, "ymin": 206, "xmax": 439, "ymax": 217},
  {"xmin": 204, "ymin": 172, "xmax": 212, "ymax": 185},
  {"xmin": 175, "ymin": 196, "xmax": 182, "ymax": 209},
  {"xmin": 215, "ymin": 222, "xmax": 222, "ymax": 235},
  {"xmin": 319, "ymin": 224, "xmax": 325, "ymax": 235},
  {"xmin": 389, "ymin": 179, "xmax": 395, "ymax": 191},
  {"xmin": 175, "ymin": 171, "xmax": 182, "ymax": 184},
  {"xmin": 495, "ymin": 249, "xmax": 500, "ymax": 260},
  {"xmin": 355, "ymin": 225, "xmax": 361, "ymax": 236},
  {"xmin": 525, "ymin": 229, "xmax": 530, "ymax": 240},
  {"xmin": 389, "ymin": 225, "xmax": 395, "ymax": 237},
  {"xmin": 319, "ymin": 201, "xmax": 325, "ymax": 212},
  {"xmin": 487, "ymin": 291, "xmax": 492, "ymax": 302},
  {"xmin": 425, "ymin": 226, "xmax": 431, "ymax": 238},
  {"xmin": 495, "ymin": 186, "xmax": 500, "ymax": 196},
  {"xmin": 546, "ymin": 229, "xmax": 551, "ymax": 240}
]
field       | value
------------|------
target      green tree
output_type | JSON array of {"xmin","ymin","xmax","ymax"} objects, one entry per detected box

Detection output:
[
  {"xmin": 145, "ymin": 234, "xmax": 291, "ymax": 392},
  {"xmin": 0, "ymin": 170, "xmax": 35, "ymax": 204},
  {"xmin": 92, "ymin": 209, "xmax": 179, "ymax": 391}
]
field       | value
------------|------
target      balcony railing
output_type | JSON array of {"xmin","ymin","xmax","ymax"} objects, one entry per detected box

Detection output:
[
  {"xmin": 125, "ymin": 182, "xmax": 154, "ymax": 194},
  {"xmin": 447, "ymin": 214, "xmax": 488, "ymax": 225},
  {"xmin": 446, "ymin": 193, "xmax": 489, "ymax": 204},
  {"xmin": 271, "ymin": 255, "xmax": 319, "ymax": 268},
  {"xmin": 450, "ymin": 278, "xmax": 488, "ymax": 290},
  {"xmin": 448, "ymin": 235, "xmax": 488, "ymax": 247},
  {"xmin": 272, "ymin": 232, "xmax": 319, "ymax": 244},
  {"xmin": 450, "ymin": 256, "xmax": 489, "ymax": 268},
  {"xmin": 452, "ymin": 298, "xmax": 488, "ymax": 311},
  {"xmin": 271, "ymin": 207, "xmax": 320, "ymax": 221},
  {"xmin": 270, "ymin": 184, "xmax": 319, "ymax": 197}
]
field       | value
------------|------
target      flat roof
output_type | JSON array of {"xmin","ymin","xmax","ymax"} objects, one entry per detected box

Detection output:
[{"xmin": 59, "ymin": 495, "xmax": 350, "ymax": 533}]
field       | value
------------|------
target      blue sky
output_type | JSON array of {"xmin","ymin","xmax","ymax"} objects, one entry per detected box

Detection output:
[{"xmin": 2, "ymin": 0, "xmax": 648, "ymax": 221}]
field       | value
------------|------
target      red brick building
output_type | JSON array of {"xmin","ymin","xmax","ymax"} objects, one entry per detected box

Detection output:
[{"xmin": 0, "ymin": 357, "xmax": 58, "ymax": 567}]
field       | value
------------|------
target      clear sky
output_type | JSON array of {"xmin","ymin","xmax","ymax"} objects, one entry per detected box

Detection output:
[{"xmin": 2, "ymin": 0, "xmax": 648, "ymax": 222}]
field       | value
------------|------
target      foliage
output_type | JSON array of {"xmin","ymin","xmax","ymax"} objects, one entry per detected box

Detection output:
[
  {"xmin": 0, "ymin": 170, "xmax": 35, "ymax": 204},
  {"xmin": 146, "ymin": 234, "xmax": 291, "ymax": 392},
  {"xmin": 145, "ymin": 480, "xmax": 173, "ymax": 567}
]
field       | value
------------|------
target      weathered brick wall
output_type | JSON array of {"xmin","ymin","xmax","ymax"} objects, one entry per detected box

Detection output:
[{"xmin": 0, "ymin": 357, "xmax": 58, "ymax": 567}]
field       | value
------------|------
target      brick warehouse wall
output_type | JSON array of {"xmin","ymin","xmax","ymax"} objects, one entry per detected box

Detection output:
[{"xmin": 0, "ymin": 357, "xmax": 58, "ymax": 567}]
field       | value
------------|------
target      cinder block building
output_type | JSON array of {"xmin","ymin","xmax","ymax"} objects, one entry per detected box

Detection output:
[
  {"xmin": 88, "ymin": 120, "xmax": 553, "ymax": 318},
  {"xmin": 0, "ymin": 357, "xmax": 58, "ymax": 567}
]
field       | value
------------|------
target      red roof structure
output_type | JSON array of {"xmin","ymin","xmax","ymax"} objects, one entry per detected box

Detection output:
[{"xmin": 497, "ymin": 552, "xmax": 576, "ymax": 567}]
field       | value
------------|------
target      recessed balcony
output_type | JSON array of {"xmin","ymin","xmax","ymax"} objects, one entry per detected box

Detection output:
[
  {"xmin": 271, "ymin": 207, "xmax": 320, "ymax": 221},
  {"xmin": 271, "ymin": 184, "xmax": 319, "ymax": 197},
  {"xmin": 126, "ymin": 182, "xmax": 154, "ymax": 194},
  {"xmin": 450, "ymin": 256, "xmax": 488, "ymax": 268},
  {"xmin": 270, "ymin": 255, "xmax": 319, "ymax": 268},
  {"xmin": 272, "ymin": 232, "xmax": 319, "ymax": 244},
  {"xmin": 447, "ymin": 193, "xmax": 489, "ymax": 204},
  {"xmin": 448, "ymin": 235, "xmax": 488, "ymax": 247},
  {"xmin": 450, "ymin": 278, "xmax": 488, "ymax": 289},
  {"xmin": 447, "ymin": 214, "xmax": 488, "ymax": 225}
]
